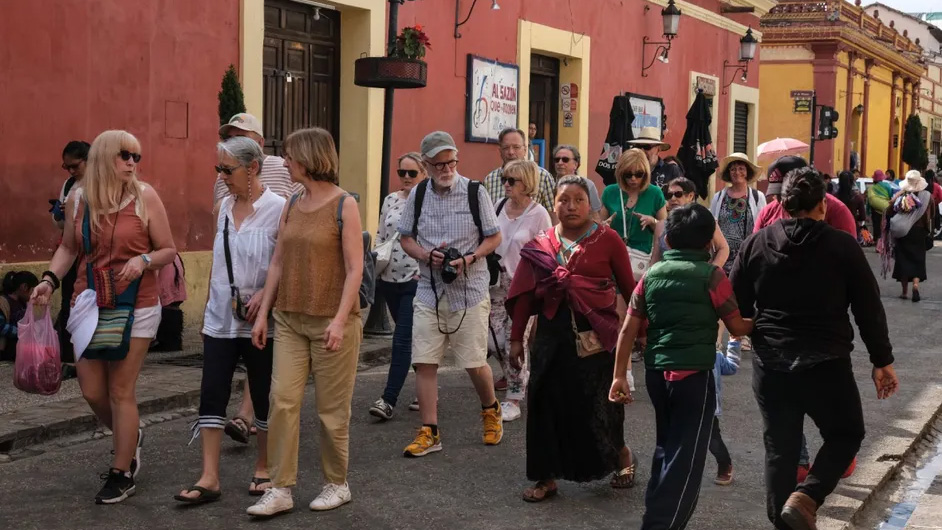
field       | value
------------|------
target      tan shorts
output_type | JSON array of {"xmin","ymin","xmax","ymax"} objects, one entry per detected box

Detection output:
[
  {"xmin": 130, "ymin": 305, "xmax": 162, "ymax": 339},
  {"xmin": 412, "ymin": 293, "xmax": 490, "ymax": 369}
]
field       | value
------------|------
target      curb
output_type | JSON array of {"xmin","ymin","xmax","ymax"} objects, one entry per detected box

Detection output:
[{"xmin": 0, "ymin": 344, "xmax": 391, "ymax": 455}]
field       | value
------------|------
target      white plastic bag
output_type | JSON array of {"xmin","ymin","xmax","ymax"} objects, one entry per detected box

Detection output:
[{"xmin": 66, "ymin": 290, "xmax": 99, "ymax": 362}]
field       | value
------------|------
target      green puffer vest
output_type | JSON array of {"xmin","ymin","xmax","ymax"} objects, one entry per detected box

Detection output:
[{"xmin": 643, "ymin": 249, "xmax": 719, "ymax": 371}]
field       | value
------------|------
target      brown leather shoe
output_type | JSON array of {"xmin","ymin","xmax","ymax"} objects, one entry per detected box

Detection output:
[{"xmin": 781, "ymin": 492, "xmax": 818, "ymax": 530}]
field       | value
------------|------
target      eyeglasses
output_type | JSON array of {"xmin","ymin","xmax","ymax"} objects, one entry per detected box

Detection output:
[
  {"xmin": 667, "ymin": 191, "xmax": 687, "ymax": 199},
  {"xmin": 119, "ymin": 150, "xmax": 142, "ymax": 163},
  {"xmin": 500, "ymin": 177, "xmax": 519, "ymax": 186},
  {"xmin": 623, "ymin": 171, "xmax": 646, "ymax": 180},
  {"xmin": 397, "ymin": 169, "xmax": 419, "ymax": 178},
  {"xmin": 554, "ymin": 156, "xmax": 573, "ymax": 164},
  {"xmin": 429, "ymin": 159, "xmax": 458, "ymax": 171},
  {"xmin": 215, "ymin": 165, "xmax": 242, "ymax": 176},
  {"xmin": 62, "ymin": 161, "xmax": 83, "ymax": 171}
]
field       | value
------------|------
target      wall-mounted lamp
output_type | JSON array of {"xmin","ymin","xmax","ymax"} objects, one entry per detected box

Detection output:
[
  {"xmin": 455, "ymin": 0, "xmax": 500, "ymax": 38},
  {"xmin": 294, "ymin": 0, "xmax": 335, "ymax": 20},
  {"xmin": 854, "ymin": 104, "xmax": 865, "ymax": 114},
  {"xmin": 722, "ymin": 27, "xmax": 758, "ymax": 94},
  {"xmin": 641, "ymin": 0, "xmax": 682, "ymax": 77}
]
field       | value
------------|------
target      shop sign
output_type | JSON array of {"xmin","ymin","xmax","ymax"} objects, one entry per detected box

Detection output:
[
  {"xmin": 628, "ymin": 93, "xmax": 664, "ymax": 137},
  {"xmin": 696, "ymin": 76, "xmax": 717, "ymax": 97},
  {"xmin": 466, "ymin": 55, "xmax": 519, "ymax": 143},
  {"xmin": 791, "ymin": 90, "xmax": 814, "ymax": 113}
]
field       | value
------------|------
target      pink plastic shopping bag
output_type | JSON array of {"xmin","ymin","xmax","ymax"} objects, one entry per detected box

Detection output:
[{"xmin": 14, "ymin": 303, "xmax": 62, "ymax": 395}]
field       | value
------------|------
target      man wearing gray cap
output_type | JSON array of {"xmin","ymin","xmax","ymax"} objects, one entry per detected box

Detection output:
[{"xmin": 397, "ymin": 131, "xmax": 504, "ymax": 457}]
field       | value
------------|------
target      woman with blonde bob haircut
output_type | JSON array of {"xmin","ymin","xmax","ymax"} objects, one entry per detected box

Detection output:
[
  {"xmin": 31, "ymin": 130, "xmax": 176, "ymax": 504},
  {"xmin": 247, "ymin": 127, "xmax": 365, "ymax": 517}
]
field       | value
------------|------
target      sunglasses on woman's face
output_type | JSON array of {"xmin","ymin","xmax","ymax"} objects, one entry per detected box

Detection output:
[
  {"xmin": 119, "ymin": 150, "xmax": 142, "ymax": 163},
  {"xmin": 397, "ymin": 169, "xmax": 419, "ymax": 178},
  {"xmin": 215, "ymin": 165, "xmax": 242, "ymax": 176},
  {"xmin": 667, "ymin": 191, "xmax": 687, "ymax": 199},
  {"xmin": 501, "ymin": 177, "xmax": 519, "ymax": 186},
  {"xmin": 624, "ymin": 171, "xmax": 645, "ymax": 180}
]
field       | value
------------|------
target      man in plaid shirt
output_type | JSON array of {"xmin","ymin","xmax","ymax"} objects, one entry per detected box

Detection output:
[{"xmin": 483, "ymin": 128, "xmax": 558, "ymax": 223}]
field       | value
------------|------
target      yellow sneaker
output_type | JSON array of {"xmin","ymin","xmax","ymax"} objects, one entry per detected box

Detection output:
[
  {"xmin": 403, "ymin": 426, "xmax": 442, "ymax": 458},
  {"xmin": 482, "ymin": 404, "xmax": 503, "ymax": 445}
]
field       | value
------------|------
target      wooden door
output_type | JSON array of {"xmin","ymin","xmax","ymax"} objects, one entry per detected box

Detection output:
[
  {"xmin": 263, "ymin": 0, "xmax": 340, "ymax": 156},
  {"xmin": 529, "ymin": 54, "xmax": 560, "ymax": 161}
]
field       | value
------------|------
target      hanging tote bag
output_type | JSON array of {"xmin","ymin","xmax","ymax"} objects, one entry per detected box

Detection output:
[
  {"xmin": 14, "ymin": 303, "xmax": 62, "ymax": 395},
  {"xmin": 81, "ymin": 203, "xmax": 141, "ymax": 361},
  {"xmin": 620, "ymin": 191, "xmax": 651, "ymax": 281},
  {"xmin": 373, "ymin": 233, "xmax": 399, "ymax": 276}
]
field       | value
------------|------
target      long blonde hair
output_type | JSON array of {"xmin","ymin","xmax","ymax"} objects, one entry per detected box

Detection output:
[{"xmin": 83, "ymin": 130, "xmax": 148, "ymax": 232}]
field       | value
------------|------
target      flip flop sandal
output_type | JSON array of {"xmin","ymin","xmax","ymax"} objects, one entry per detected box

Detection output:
[
  {"xmin": 225, "ymin": 416, "xmax": 251, "ymax": 444},
  {"xmin": 249, "ymin": 476, "xmax": 272, "ymax": 496},
  {"xmin": 522, "ymin": 484, "xmax": 558, "ymax": 503},
  {"xmin": 174, "ymin": 486, "xmax": 222, "ymax": 504},
  {"xmin": 611, "ymin": 451, "xmax": 639, "ymax": 489}
]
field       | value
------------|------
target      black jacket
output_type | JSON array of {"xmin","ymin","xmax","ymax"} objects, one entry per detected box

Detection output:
[{"xmin": 730, "ymin": 218, "xmax": 893, "ymax": 371}]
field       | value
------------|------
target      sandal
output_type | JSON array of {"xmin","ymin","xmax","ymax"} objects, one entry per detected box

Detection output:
[
  {"xmin": 174, "ymin": 485, "xmax": 222, "ymax": 504},
  {"xmin": 225, "ymin": 416, "xmax": 250, "ymax": 444},
  {"xmin": 611, "ymin": 450, "xmax": 638, "ymax": 489},
  {"xmin": 249, "ymin": 476, "xmax": 272, "ymax": 496},
  {"xmin": 522, "ymin": 481, "xmax": 558, "ymax": 503}
]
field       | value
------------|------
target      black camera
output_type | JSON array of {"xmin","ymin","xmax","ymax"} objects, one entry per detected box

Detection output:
[{"xmin": 435, "ymin": 247, "xmax": 464, "ymax": 284}]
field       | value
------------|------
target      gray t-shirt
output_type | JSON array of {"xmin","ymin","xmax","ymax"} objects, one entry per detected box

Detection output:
[{"xmin": 585, "ymin": 177, "xmax": 602, "ymax": 212}]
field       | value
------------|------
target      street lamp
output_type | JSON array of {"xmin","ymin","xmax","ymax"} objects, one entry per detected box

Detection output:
[
  {"xmin": 722, "ymin": 27, "xmax": 758, "ymax": 94},
  {"xmin": 641, "ymin": 0, "xmax": 683, "ymax": 77},
  {"xmin": 455, "ymin": 0, "xmax": 501, "ymax": 38}
]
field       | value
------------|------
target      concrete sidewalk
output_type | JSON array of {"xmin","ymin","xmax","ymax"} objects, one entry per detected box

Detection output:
[{"xmin": 0, "ymin": 332, "xmax": 392, "ymax": 454}]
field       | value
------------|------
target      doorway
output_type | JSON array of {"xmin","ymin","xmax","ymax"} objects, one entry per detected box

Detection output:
[
  {"xmin": 263, "ymin": 0, "xmax": 341, "ymax": 156},
  {"xmin": 529, "ymin": 54, "xmax": 559, "ymax": 167}
]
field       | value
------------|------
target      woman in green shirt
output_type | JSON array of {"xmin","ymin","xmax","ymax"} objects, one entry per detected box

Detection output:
[{"xmin": 600, "ymin": 148, "xmax": 667, "ymax": 279}]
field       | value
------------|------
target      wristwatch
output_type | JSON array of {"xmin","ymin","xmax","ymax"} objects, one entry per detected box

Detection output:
[{"xmin": 140, "ymin": 254, "xmax": 152, "ymax": 267}]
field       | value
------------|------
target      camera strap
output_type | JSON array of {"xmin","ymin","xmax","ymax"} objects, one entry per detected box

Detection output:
[
  {"xmin": 429, "ymin": 253, "xmax": 469, "ymax": 335},
  {"xmin": 223, "ymin": 215, "xmax": 239, "ymax": 299}
]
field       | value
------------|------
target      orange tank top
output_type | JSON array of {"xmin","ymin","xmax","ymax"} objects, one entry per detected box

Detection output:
[
  {"xmin": 275, "ymin": 194, "xmax": 357, "ymax": 317},
  {"xmin": 72, "ymin": 199, "xmax": 159, "ymax": 309}
]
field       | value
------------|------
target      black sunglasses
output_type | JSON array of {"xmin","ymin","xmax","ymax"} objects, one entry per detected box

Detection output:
[
  {"xmin": 553, "ymin": 156, "xmax": 572, "ymax": 164},
  {"xmin": 119, "ymin": 150, "xmax": 142, "ymax": 163},
  {"xmin": 397, "ymin": 169, "xmax": 419, "ymax": 178},
  {"xmin": 667, "ymin": 191, "xmax": 687, "ymax": 199},
  {"xmin": 624, "ymin": 171, "xmax": 645, "ymax": 180},
  {"xmin": 500, "ymin": 177, "xmax": 519, "ymax": 186},
  {"xmin": 215, "ymin": 164, "xmax": 242, "ymax": 176}
]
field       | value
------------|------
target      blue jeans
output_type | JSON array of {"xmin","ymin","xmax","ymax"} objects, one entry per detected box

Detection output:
[{"xmin": 378, "ymin": 279, "xmax": 417, "ymax": 407}]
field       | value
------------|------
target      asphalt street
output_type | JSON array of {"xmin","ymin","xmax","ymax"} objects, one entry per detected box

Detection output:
[{"xmin": 1, "ymin": 250, "xmax": 942, "ymax": 530}]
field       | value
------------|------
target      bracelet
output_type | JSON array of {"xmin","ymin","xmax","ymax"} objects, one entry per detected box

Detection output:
[
  {"xmin": 42, "ymin": 270, "xmax": 60, "ymax": 290},
  {"xmin": 464, "ymin": 253, "xmax": 477, "ymax": 264},
  {"xmin": 40, "ymin": 279, "xmax": 57, "ymax": 291}
]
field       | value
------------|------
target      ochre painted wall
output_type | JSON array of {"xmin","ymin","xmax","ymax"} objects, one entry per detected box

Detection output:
[
  {"xmin": 758, "ymin": 61, "xmax": 814, "ymax": 154},
  {"xmin": 867, "ymin": 70, "xmax": 893, "ymax": 177},
  {"xmin": 0, "ymin": 1, "xmax": 240, "ymax": 264}
]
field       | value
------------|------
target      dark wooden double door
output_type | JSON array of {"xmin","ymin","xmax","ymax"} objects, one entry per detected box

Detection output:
[{"xmin": 263, "ymin": 0, "xmax": 340, "ymax": 156}]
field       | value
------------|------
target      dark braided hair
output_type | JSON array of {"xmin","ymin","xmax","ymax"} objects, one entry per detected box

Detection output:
[
  {"xmin": 781, "ymin": 167, "xmax": 826, "ymax": 217},
  {"xmin": 555, "ymin": 175, "xmax": 590, "ymax": 198}
]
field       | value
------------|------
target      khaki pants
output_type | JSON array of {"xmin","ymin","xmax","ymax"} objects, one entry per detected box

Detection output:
[{"xmin": 268, "ymin": 310, "xmax": 361, "ymax": 487}]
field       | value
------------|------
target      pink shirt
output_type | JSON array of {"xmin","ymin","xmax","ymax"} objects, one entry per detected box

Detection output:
[{"xmin": 754, "ymin": 194, "xmax": 856, "ymax": 236}]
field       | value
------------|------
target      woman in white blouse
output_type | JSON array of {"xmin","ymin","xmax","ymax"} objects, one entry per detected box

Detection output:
[
  {"xmin": 175, "ymin": 136, "xmax": 285, "ymax": 504},
  {"xmin": 490, "ymin": 160, "xmax": 553, "ymax": 422},
  {"xmin": 367, "ymin": 153, "xmax": 425, "ymax": 420}
]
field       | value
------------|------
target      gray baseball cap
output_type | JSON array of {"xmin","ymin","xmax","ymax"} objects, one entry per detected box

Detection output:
[{"xmin": 421, "ymin": 131, "xmax": 458, "ymax": 158}]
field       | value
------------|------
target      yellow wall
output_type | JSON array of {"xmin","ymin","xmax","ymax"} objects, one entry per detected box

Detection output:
[
  {"xmin": 866, "ymin": 66, "xmax": 893, "ymax": 175},
  {"xmin": 0, "ymin": 252, "xmax": 214, "ymax": 331},
  {"xmin": 758, "ymin": 61, "xmax": 814, "ymax": 151},
  {"xmin": 516, "ymin": 21, "xmax": 591, "ymax": 171}
]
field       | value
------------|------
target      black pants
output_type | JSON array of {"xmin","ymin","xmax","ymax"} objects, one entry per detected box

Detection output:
[
  {"xmin": 871, "ymin": 210, "xmax": 883, "ymax": 242},
  {"xmin": 198, "ymin": 336, "xmax": 273, "ymax": 432},
  {"xmin": 643, "ymin": 370, "xmax": 717, "ymax": 530},
  {"xmin": 709, "ymin": 416, "xmax": 731, "ymax": 470},
  {"xmin": 56, "ymin": 261, "xmax": 78, "ymax": 363},
  {"xmin": 753, "ymin": 358, "xmax": 864, "ymax": 529}
]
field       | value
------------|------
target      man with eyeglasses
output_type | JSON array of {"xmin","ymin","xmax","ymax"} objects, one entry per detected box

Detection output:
[
  {"xmin": 552, "ymin": 144, "xmax": 603, "ymax": 218},
  {"xmin": 210, "ymin": 113, "xmax": 300, "ymax": 445},
  {"xmin": 397, "ymin": 131, "xmax": 505, "ymax": 458},
  {"xmin": 628, "ymin": 126, "xmax": 682, "ymax": 190},
  {"xmin": 212, "ymin": 113, "xmax": 301, "ymax": 212},
  {"xmin": 484, "ymin": 128, "xmax": 558, "ymax": 223}
]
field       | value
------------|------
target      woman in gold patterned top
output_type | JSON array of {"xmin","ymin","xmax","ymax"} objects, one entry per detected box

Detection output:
[{"xmin": 246, "ymin": 127, "xmax": 364, "ymax": 517}]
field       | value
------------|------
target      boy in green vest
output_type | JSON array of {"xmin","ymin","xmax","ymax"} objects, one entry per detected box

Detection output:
[{"xmin": 610, "ymin": 203, "xmax": 753, "ymax": 530}]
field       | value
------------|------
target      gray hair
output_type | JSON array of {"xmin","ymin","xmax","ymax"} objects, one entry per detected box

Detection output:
[
  {"xmin": 553, "ymin": 144, "xmax": 582, "ymax": 167},
  {"xmin": 217, "ymin": 136, "xmax": 264, "ymax": 173}
]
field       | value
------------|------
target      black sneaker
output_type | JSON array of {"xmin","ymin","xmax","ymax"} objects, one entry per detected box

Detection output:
[{"xmin": 95, "ymin": 469, "xmax": 136, "ymax": 504}]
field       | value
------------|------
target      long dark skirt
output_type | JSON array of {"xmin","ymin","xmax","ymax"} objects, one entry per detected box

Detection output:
[
  {"xmin": 526, "ymin": 304, "xmax": 625, "ymax": 483},
  {"xmin": 893, "ymin": 226, "xmax": 928, "ymax": 282}
]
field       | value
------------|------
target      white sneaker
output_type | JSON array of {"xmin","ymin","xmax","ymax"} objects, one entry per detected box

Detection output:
[
  {"xmin": 501, "ymin": 401, "xmax": 522, "ymax": 422},
  {"xmin": 247, "ymin": 487, "xmax": 293, "ymax": 517},
  {"xmin": 309, "ymin": 482, "xmax": 352, "ymax": 511}
]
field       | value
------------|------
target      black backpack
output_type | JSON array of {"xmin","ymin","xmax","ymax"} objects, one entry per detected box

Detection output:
[{"xmin": 412, "ymin": 180, "xmax": 502, "ymax": 285}]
